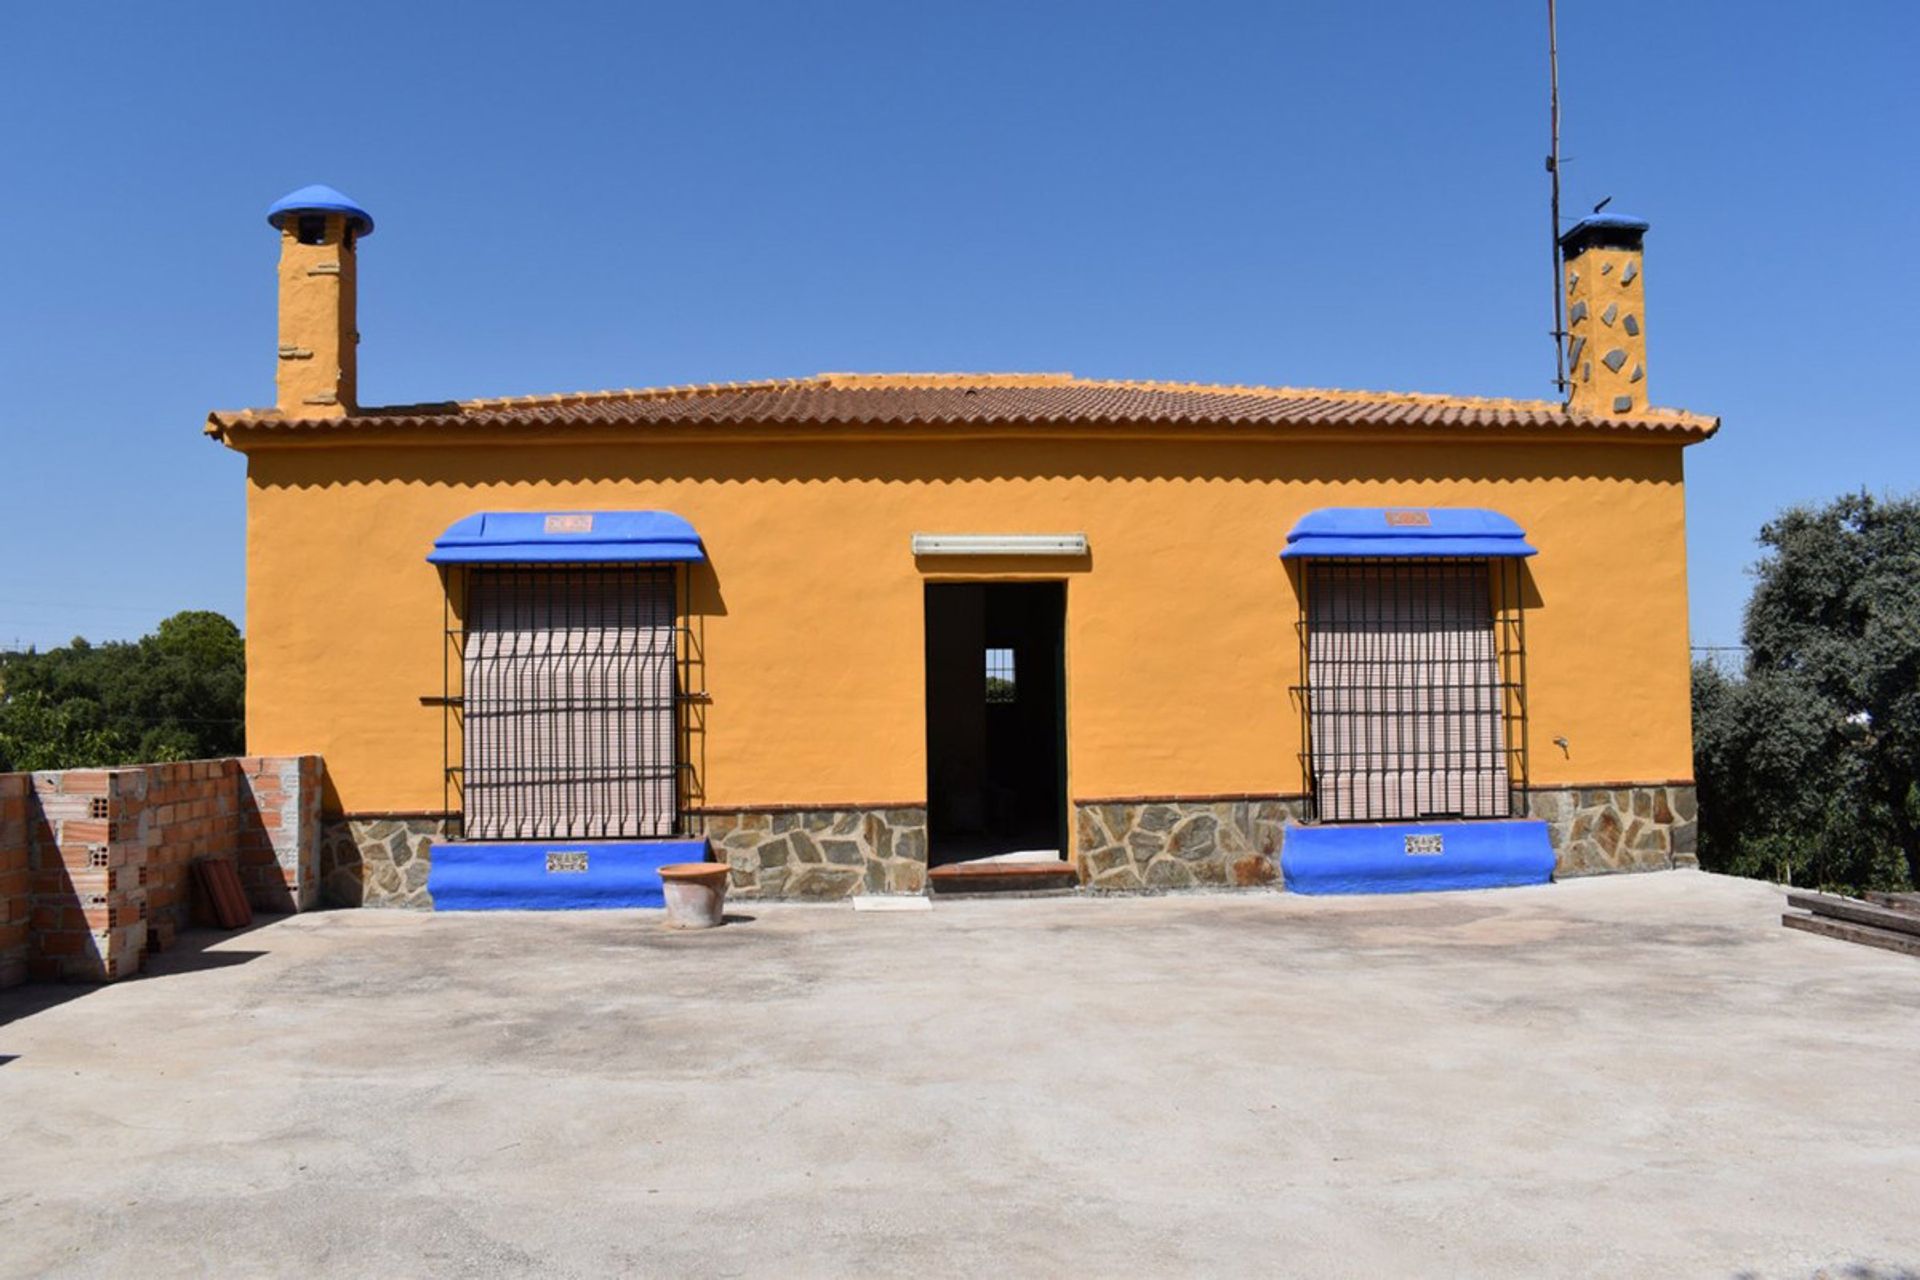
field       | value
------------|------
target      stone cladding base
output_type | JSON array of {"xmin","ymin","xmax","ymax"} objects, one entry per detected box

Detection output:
[
  {"xmin": 320, "ymin": 816, "xmax": 451, "ymax": 909},
  {"xmin": 1524, "ymin": 784, "xmax": 1698, "ymax": 876},
  {"xmin": 698, "ymin": 806, "xmax": 928, "ymax": 899},
  {"xmin": 1073, "ymin": 798, "xmax": 1306, "ymax": 892},
  {"xmin": 321, "ymin": 784, "xmax": 1696, "ymax": 908}
]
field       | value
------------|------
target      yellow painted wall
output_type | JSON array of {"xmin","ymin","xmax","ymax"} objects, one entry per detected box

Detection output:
[
  {"xmin": 1565, "ymin": 243, "xmax": 1649, "ymax": 417},
  {"xmin": 241, "ymin": 429, "xmax": 1697, "ymax": 820},
  {"xmin": 274, "ymin": 214, "xmax": 357, "ymax": 416}
]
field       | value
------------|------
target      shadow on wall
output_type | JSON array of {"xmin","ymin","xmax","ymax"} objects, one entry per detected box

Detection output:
[
  {"xmin": 316, "ymin": 802, "xmax": 445, "ymax": 911},
  {"xmin": 0, "ymin": 758, "xmax": 321, "ymax": 989},
  {"xmin": 1279, "ymin": 555, "xmax": 1546, "ymax": 614},
  {"xmin": 311, "ymin": 767, "xmax": 439, "ymax": 905},
  {"xmin": 249, "ymin": 435, "xmax": 1688, "ymax": 492}
]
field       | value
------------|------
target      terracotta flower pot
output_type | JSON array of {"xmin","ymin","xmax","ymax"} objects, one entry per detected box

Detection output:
[{"xmin": 659, "ymin": 862, "xmax": 729, "ymax": 929}]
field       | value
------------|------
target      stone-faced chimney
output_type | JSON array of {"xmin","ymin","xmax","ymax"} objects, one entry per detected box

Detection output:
[
  {"xmin": 1560, "ymin": 214, "xmax": 1648, "ymax": 417},
  {"xmin": 266, "ymin": 185, "xmax": 373, "ymax": 417}
]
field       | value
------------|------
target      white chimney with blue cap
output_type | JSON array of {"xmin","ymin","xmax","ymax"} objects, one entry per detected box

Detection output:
[{"xmin": 266, "ymin": 184, "xmax": 373, "ymax": 417}]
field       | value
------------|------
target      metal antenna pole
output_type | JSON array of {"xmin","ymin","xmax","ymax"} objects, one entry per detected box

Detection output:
[{"xmin": 1547, "ymin": 0, "xmax": 1567, "ymax": 395}]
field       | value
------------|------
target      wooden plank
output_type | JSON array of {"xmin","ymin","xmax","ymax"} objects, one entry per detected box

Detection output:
[
  {"xmin": 1785, "ymin": 892, "xmax": 1920, "ymax": 939},
  {"xmin": 1865, "ymin": 892, "xmax": 1920, "ymax": 915},
  {"xmin": 1782, "ymin": 912, "xmax": 1920, "ymax": 960}
]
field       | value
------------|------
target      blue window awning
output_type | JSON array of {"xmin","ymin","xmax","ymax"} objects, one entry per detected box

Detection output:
[
  {"xmin": 1280, "ymin": 507, "xmax": 1536, "ymax": 559},
  {"xmin": 427, "ymin": 511, "xmax": 705, "ymax": 565}
]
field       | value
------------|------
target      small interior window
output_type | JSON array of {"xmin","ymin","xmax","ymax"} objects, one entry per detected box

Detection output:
[
  {"xmin": 985, "ymin": 648, "xmax": 1015, "ymax": 703},
  {"xmin": 295, "ymin": 214, "xmax": 329, "ymax": 245}
]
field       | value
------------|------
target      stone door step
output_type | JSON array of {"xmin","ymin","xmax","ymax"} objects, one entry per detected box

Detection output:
[{"xmin": 929, "ymin": 860, "xmax": 1080, "ymax": 894}]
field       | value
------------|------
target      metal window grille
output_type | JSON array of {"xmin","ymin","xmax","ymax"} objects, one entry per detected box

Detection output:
[
  {"xmin": 1293, "ymin": 558, "xmax": 1527, "ymax": 823},
  {"xmin": 445, "ymin": 565, "xmax": 682, "ymax": 840},
  {"xmin": 985, "ymin": 647, "xmax": 1016, "ymax": 703}
]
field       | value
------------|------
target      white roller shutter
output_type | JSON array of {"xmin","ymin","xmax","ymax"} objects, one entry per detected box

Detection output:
[
  {"xmin": 461, "ymin": 567, "xmax": 678, "ymax": 839},
  {"xmin": 1306, "ymin": 561, "xmax": 1509, "ymax": 822}
]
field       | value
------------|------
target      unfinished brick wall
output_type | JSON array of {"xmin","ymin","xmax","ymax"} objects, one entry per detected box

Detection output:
[
  {"xmin": 1, "ymin": 774, "xmax": 28, "ymax": 988},
  {"xmin": 238, "ymin": 756, "xmax": 323, "ymax": 913},
  {"xmin": 0, "ymin": 756, "xmax": 320, "ymax": 987},
  {"xmin": 118, "ymin": 763, "xmax": 232, "ymax": 953},
  {"xmin": 23, "ymin": 769, "xmax": 140, "ymax": 983}
]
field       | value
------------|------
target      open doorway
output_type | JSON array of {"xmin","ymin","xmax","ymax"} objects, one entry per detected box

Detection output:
[{"xmin": 924, "ymin": 582, "xmax": 1066, "ymax": 867}]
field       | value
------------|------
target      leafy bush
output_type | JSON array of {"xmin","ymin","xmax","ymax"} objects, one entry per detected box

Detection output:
[
  {"xmin": 0, "ymin": 611, "xmax": 244, "ymax": 772},
  {"xmin": 1693, "ymin": 493, "xmax": 1919, "ymax": 893}
]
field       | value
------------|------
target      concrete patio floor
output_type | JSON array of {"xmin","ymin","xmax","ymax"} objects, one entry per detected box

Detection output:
[{"xmin": 2, "ymin": 871, "xmax": 1917, "ymax": 1278}]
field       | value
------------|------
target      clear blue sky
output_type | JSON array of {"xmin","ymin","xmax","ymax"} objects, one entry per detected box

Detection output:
[{"xmin": 2, "ymin": 1, "xmax": 1914, "ymax": 651}]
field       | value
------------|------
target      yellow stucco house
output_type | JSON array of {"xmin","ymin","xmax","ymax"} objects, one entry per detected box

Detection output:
[{"xmin": 207, "ymin": 186, "xmax": 1715, "ymax": 907}]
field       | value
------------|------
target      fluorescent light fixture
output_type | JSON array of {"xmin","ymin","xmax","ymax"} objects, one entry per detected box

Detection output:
[{"xmin": 911, "ymin": 533, "xmax": 1089, "ymax": 557}]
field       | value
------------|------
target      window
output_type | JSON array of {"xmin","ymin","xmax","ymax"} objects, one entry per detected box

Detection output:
[
  {"xmin": 985, "ymin": 647, "xmax": 1016, "ymax": 703},
  {"xmin": 456, "ymin": 565, "xmax": 680, "ymax": 840},
  {"xmin": 1297, "ymin": 558, "xmax": 1526, "ymax": 822}
]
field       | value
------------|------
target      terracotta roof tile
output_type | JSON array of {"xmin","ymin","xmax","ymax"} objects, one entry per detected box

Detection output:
[{"xmin": 205, "ymin": 372, "xmax": 1719, "ymax": 442}]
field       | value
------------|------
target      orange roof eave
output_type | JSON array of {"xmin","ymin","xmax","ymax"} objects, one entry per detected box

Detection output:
[{"xmin": 203, "ymin": 371, "xmax": 1720, "ymax": 448}]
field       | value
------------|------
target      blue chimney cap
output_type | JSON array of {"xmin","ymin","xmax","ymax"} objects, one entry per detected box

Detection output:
[
  {"xmin": 1559, "ymin": 213, "xmax": 1646, "ymax": 256},
  {"xmin": 267, "ymin": 184, "xmax": 374, "ymax": 236}
]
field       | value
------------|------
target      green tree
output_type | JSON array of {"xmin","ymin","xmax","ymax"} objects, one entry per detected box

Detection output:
[
  {"xmin": 1693, "ymin": 492, "xmax": 1920, "ymax": 892},
  {"xmin": 0, "ymin": 611, "xmax": 245, "ymax": 772}
]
